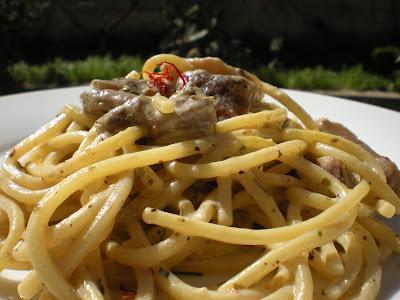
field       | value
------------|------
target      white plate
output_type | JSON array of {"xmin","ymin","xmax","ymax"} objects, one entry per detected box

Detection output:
[{"xmin": 0, "ymin": 87, "xmax": 399, "ymax": 299}]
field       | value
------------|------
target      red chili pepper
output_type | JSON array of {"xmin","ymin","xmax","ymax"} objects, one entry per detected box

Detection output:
[
  {"xmin": 162, "ymin": 62, "xmax": 188, "ymax": 86},
  {"xmin": 144, "ymin": 62, "xmax": 187, "ymax": 97}
]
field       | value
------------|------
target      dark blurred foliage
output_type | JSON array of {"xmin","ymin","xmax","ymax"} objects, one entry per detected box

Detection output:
[
  {"xmin": 0, "ymin": 0, "xmax": 51, "ymax": 31},
  {"xmin": 1, "ymin": 0, "xmax": 400, "ymax": 96},
  {"xmin": 370, "ymin": 46, "xmax": 400, "ymax": 75},
  {"xmin": 159, "ymin": 1, "xmax": 252, "ymax": 67},
  {"xmin": 0, "ymin": 0, "xmax": 52, "ymax": 93}
]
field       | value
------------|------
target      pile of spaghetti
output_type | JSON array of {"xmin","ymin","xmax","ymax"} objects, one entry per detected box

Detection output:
[{"xmin": 0, "ymin": 54, "xmax": 399, "ymax": 300}]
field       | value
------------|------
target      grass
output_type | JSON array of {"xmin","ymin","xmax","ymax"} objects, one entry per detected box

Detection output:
[
  {"xmin": 258, "ymin": 65, "xmax": 394, "ymax": 91},
  {"xmin": 8, "ymin": 55, "xmax": 144, "ymax": 88},
  {"xmin": 8, "ymin": 55, "xmax": 400, "ymax": 92}
]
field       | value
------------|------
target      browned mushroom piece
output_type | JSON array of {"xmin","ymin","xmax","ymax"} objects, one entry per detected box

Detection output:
[
  {"xmin": 317, "ymin": 118, "xmax": 400, "ymax": 195},
  {"xmin": 80, "ymin": 68, "xmax": 265, "ymax": 144},
  {"xmin": 96, "ymin": 92, "xmax": 217, "ymax": 145},
  {"xmin": 179, "ymin": 69, "xmax": 263, "ymax": 121}
]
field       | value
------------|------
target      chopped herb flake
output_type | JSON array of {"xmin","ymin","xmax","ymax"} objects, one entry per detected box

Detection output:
[{"xmin": 321, "ymin": 177, "xmax": 331, "ymax": 186}]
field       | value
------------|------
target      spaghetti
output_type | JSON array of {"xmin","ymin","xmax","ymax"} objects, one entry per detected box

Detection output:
[{"xmin": 0, "ymin": 54, "xmax": 399, "ymax": 300}]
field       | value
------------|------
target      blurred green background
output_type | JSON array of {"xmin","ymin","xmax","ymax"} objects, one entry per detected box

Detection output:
[{"xmin": 1, "ymin": 0, "xmax": 400, "ymax": 110}]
